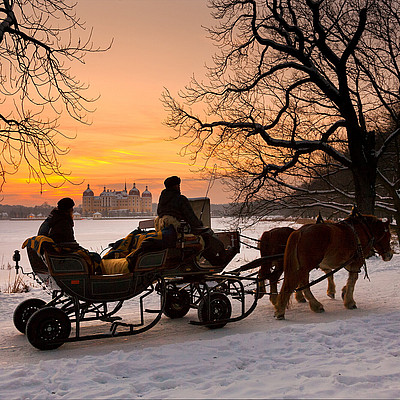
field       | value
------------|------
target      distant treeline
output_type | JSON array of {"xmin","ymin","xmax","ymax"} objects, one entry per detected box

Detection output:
[
  {"xmin": 0, "ymin": 202, "xmax": 232, "ymax": 219},
  {"xmin": 0, "ymin": 203, "xmax": 81, "ymax": 219}
]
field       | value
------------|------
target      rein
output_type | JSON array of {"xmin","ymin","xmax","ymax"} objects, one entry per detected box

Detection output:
[
  {"xmin": 239, "ymin": 233, "xmax": 261, "ymax": 250},
  {"xmin": 239, "ymin": 233, "xmax": 261, "ymax": 243}
]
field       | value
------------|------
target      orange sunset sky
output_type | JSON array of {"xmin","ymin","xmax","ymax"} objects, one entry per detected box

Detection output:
[{"xmin": 2, "ymin": 0, "xmax": 231, "ymax": 207}]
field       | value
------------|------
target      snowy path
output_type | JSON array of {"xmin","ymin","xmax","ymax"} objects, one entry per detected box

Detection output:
[{"xmin": 1, "ymin": 218, "xmax": 400, "ymax": 398}]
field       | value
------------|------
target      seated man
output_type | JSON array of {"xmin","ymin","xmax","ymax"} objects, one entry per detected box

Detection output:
[
  {"xmin": 156, "ymin": 176, "xmax": 205, "ymax": 234},
  {"xmin": 156, "ymin": 176, "xmax": 228, "ymax": 266}
]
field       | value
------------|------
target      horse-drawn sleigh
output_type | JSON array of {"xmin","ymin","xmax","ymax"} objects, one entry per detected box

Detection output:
[{"xmin": 12, "ymin": 203, "xmax": 393, "ymax": 350}]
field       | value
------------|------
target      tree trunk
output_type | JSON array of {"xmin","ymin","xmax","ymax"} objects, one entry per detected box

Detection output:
[
  {"xmin": 352, "ymin": 166, "xmax": 376, "ymax": 214},
  {"xmin": 349, "ymin": 130, "xmax": 376, "ymax": 214}
]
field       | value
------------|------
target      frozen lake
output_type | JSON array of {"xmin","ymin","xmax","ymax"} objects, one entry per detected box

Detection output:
[
  {"xmin": 0, "ymin": 218, "xmax": 147, "ymax": 269},
  {"xmin": 0, "ymin": 217, "xmax": 298, "ymax": 288}
]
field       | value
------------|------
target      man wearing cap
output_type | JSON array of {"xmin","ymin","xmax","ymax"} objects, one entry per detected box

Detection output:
[
  {"xmin": 157, "ymin": 176, "xmax": 229, "ymax": 266},
  {"xmin": 157, "ymin": 176, "xmax": 204, "ymax": 233},
  {"xmin": 38, "ymin": 197, "xmax": 78, "ymax": 245}
]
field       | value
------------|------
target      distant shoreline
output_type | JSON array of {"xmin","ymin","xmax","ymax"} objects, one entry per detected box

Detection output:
[{"xmin": 8, "ymin": 216, "xmax": 156, "ymax": 221}]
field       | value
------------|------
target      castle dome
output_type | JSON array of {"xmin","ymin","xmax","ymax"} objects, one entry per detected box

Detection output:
[
  {"xmin": 129, "ymin": 183, "xmax": 140, "ymax": 196},
  {"xmin": 142, "ymin": 186, "xmax": 152, "ymax": 198},
  {"xmin": 83, "ymin": 184, "xmax": 94, "ymax": 197}
]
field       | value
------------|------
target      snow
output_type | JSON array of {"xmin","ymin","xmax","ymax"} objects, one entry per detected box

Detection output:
[{"xmin": 1, "ymin": 217, "xmax": 400, "ymax": 399}]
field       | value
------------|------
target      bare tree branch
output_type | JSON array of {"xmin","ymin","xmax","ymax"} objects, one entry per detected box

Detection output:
[
  {"xmin": 163, "ymin": 0, "xmax": 400, "ymax": 216},
  {"xmin": 0, "ymin": 0, "xmax": 110, "ymax": 192}
]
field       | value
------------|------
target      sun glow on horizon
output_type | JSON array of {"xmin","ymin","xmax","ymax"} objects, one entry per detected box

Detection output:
[{"xmin": 0, "ymin": 1, "xmax": 233, "ymax": 207}]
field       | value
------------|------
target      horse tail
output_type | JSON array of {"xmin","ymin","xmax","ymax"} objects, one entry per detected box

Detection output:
[
  {"xmin": 258, "ymin": 231, "xmax": 271, "ymax": 280},
  {"xmin": 282, "ymin": 231, "xmax": 301, "ymax": 294}
]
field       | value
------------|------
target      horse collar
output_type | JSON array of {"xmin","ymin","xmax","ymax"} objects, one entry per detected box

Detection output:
[{"xmin": 342, "ymin": 219, "xmax": 370, "ymax": 275}]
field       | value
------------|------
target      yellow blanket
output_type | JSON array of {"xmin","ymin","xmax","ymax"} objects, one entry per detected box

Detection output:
[{"xmin": 22, "ymin": 236, "xmax": 55, "ymax": 254}]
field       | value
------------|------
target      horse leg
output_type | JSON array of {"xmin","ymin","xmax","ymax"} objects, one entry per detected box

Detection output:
[
  {"xmin": 326, "ymin": 275, "xmax": 336, "ymax": 299},
  {"xmin": 257, "ymin": 263, "xmax": 270, "ymax": 299},
  {"xmin": 298, "ymin": 273, "xmax": 325, "ymax": 313},
  {"xmin": 257, "ymin": 278, "xmax": 266, "ymax": 299},
  {"xmin": 274, "ymin": 274, "xmax": 299, "ymax": 320},
  {"xmin": 294, "ymin": 290, "xmax": 307, "ymax": 303},
  {"xmin": 342, "ymin": 271, "xmax": 359, "ymax": 309},
  {"xmin": 320, "ymin": 267, "xmax": 336, "ymax": 299},
  {"xmin": 274, "ymin": 287, "xmax": 293, "ymax": 320},
  {"xmin": 302, "ymin": 287, "xmax": 325, "ymax": 313},
  {"xmin": 268, "ymin": 260, "xmax": 284, "ymax": 305},
  {"xmin": 269, "ymin": 280, "xmax": 278, "ymax": 305}
]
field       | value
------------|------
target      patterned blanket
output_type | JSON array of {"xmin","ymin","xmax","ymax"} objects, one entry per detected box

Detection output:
[
  {"xmin": 22, "ymin": 236, "xmax": 101, "ymax": 274},
  {"xmin": 22, "ymin": 235, "xmax": 56, "ymax": 254},
  {"xmin": 103, "ymin": 229, "xmax": 164, "ymax": 260}
]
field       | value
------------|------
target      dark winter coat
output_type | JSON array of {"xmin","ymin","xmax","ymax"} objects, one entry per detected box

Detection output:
[
  {"xmin": 38, "ymin": 208, "xmax": 77, "ymax": 245},
  {"xmin": 157, "ymin": 188, "xmax": 203, "ymax": 230}
]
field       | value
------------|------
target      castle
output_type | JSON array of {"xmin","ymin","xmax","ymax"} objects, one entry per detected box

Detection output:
[{"xmin": 82, "ymin": 183, "xmax": 152, "ymax": 217}]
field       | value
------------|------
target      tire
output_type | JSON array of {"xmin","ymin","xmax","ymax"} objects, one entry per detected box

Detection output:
[
  {"xmin": 164, "ymin": 288, "xmax": 191, "ymax": 319},
  {"xmin": 198, "ymin": 292, "xmax": 232, "ymax": 329},
  {"xmin": 13, "ymin": 298, "xmax": 46, "ymax": 334},
  {"xmin": 26, "ymin": 307, "xmax": 71, "ymax": 350}
]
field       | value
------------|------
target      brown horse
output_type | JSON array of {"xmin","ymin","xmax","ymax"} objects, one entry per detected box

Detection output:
[
  {"xmin": 258, "ymin": 215, "xmax": 336, "ymax": 304},
  {"xmin": 274, "ymin": 210, "xmax": 393, "ymax": 320}
]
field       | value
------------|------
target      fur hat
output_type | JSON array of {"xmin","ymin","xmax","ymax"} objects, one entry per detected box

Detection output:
[
  {"xmin": 57, "ymin": 197, "xmax": 75, "ymax": 211},
  {"xmin": 164, "ymin": 176, "xmax": 181, "ymax": 188}
]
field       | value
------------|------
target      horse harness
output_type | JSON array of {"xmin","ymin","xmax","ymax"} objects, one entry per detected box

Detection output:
[{"xmin": 294, "ymin": 216, "xmax": 375, "ymax": 293}]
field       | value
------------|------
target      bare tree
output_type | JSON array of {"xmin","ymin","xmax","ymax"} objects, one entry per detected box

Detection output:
[
  {"xmin": 163, "ymin": 0, "xmax": 400, "ymax": 214},
  {"xmin": 0, "ymin": 0, "xmax": 107, "ymax": 192}
]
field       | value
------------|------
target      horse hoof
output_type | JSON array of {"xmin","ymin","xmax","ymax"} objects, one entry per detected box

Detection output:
[
  {"xmin": 311, "ymin": 305, "xmax": 325, "ymax": 313},
  {"xmin": 274, "ymin": 312, "xmax": 285, "ymax": 320},
  {"xmin": 327, "ymin": 293, "xmax": 335, "ymax": 299}
]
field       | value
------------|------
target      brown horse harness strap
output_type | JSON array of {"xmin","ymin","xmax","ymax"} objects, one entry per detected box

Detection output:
[
  {"xmin": 342, "ymin": 217, "xmax": 374, "ymax": 280},
  {"xmin": 238, "ymin": 234, "xmax": 261, "ymax": 250}
]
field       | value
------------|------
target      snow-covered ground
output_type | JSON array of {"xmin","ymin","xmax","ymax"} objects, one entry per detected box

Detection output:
[{"xmin": 1, "ymin": 217, "xmax": 400, "ymax": 399}]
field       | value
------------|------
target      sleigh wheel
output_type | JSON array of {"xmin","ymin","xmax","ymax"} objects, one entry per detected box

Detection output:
[
  {"xmin": 164, "ymin": 288, "xmax": 191, "ymax": 319},
  {"xmin": 26, "ymin": 307, "xmax": 71, "ymax": 350},
  {"xmin": 13, "ymin": 298, "xmax": 46, "ymax": 334},
  {"xmin": 198, "ymin": 292, "xmax": 232, "ymax": 329}
]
